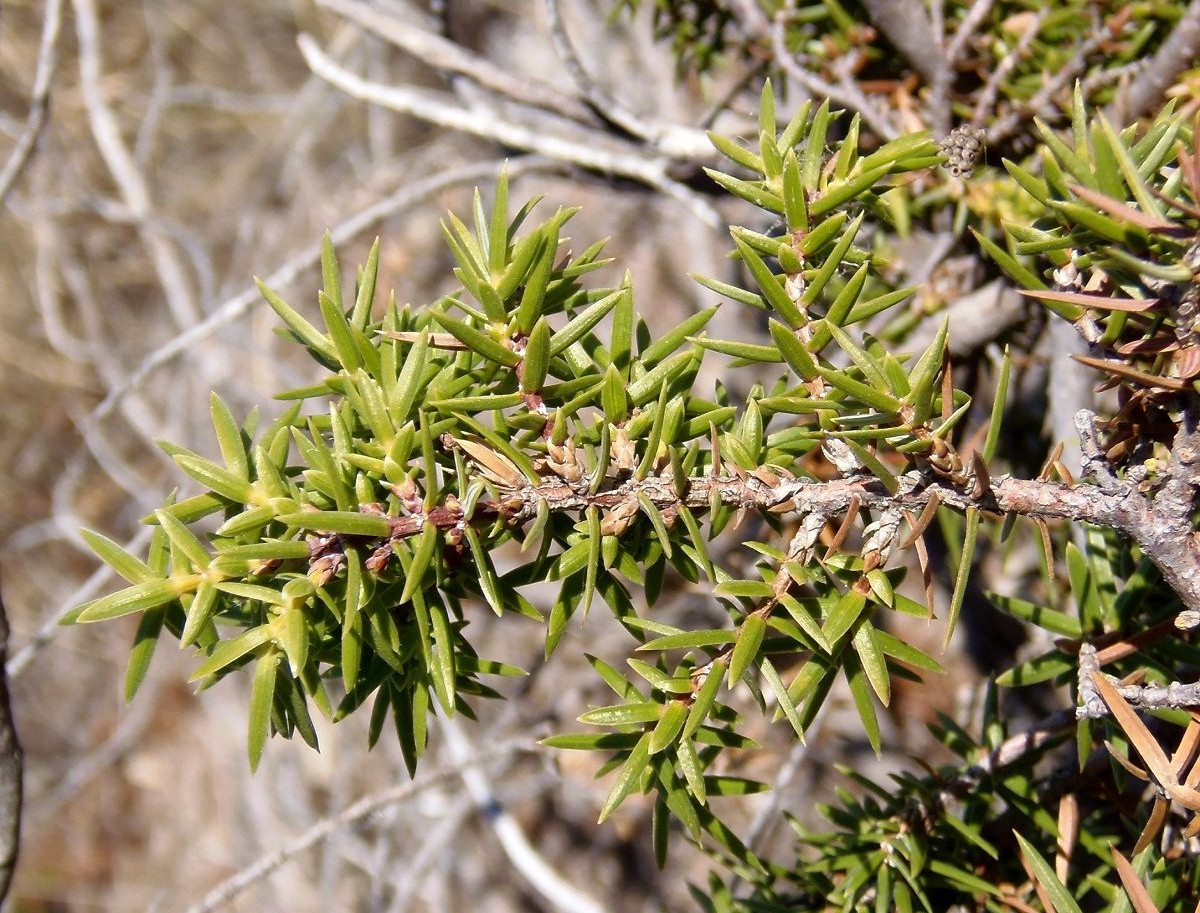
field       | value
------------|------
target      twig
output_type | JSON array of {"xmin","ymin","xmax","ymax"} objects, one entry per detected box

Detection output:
[
  {"xmin": 134, "ymin": 0, "xmax": 170, "ymax": 167},
  {"xmin": 158, "ymin": 85, "xmax": 295, "ymax": 114},
  {"xmin": 1077, "ymin": 642, "xmax": 1200, "ymax": 719},
  {"xmin": 25, "ymin": 678, "xmax": 159, "ymax": 828},
  {"xmin": 543, "ymin": 0, "xmax": 645, "ymax": 135},
  {"xmin": 725, "ymin": 2, "xmax": 901, "ymax": 140},
  {"xmin": 0, "ymin": 0, "xmax": 64, "ymax": 204},
  {"xmin": 542, "ymin": 0, "xmax": 709, "ymax": 160},
  {"xmin": 298, "ymin": 34, "xmax": 722, "ymax": 226},
  {"xmin": 72, "ymin": 0, "xmax": 201, "ymax": 327},
  {"xmin": 179, "ymin": 738, "xmax": 540, "ymax": 913},
  {"xmin": 1076, "ymin": 409, "xmax": 1120, "ymax": 491},
  {"xmin": 383, "ymin": 792, "xmax": 475, "ymax": 910},
  {"xmin": 1045, "ymin": 317, "xmax": 1094, "ymax": 513},
  {"xmin": 861, "ymin": 0, "xmax": 944, "ymax": 88},
  {"xmin": 56, "ymin": 241, "xmax": 179, "ymax": 458},
  {"xmin": 987, "ymin": 14, "xmax": 1105, "ymax": 144},
  {"xmin": 697, "ymin": 59, "xmax": 767, "ymax": 130},
  {"xmin": 925, "ymin": 0, "xmax": 950, "ymax": 136},
  {"xmin": 728, "ymin": 0, "xmax": 770, "ymax": 36},
  {"xmin": 745, "ymin": 709, "xmax": 827, "ymax": 852},
  {"xmin": 441, "ymin": 718, "xmax": 609, "ymax": 913},
  {"xmin": 297, "ymin": 34, "xmax": 679, "ymax": 185},
  {"xmin": 943, "ymin": 0, "xmax": 996, "ymax": 72},
  {"xmin": 86, "ymin": 156, "xmax": 565, "ymax": 426},
  {"xmin": 970, "ymin": 9, "xmax": 1048, "ymax": 130},
  {"xmin": 1081, "ymin": 59, "xmax": 1147, "ymax": 101},
  {"xmin": 0, "ymin": 586, "xmax": 22, "ymax": 904},
  {"xmin": 768, "ymin": 13, "xmax": 899, "ymax": 141},
  {"xmin": 953, "ymin": 710, "xmax": 1075, "ymax": 789},
  {"xmin": 316, "ymin": 0, "xmax": 597, "ymax": 125},
  {"xmin": 899, "ymin": 282, "xmax": 1026, "ymax": 359},
  {"xmin": 1110, "ymin": 0, "xmax": 1200, "ymax": 125},
  {"xmin": 302, "ymin": 447, "xmax": 1200, "ymax": 628}
]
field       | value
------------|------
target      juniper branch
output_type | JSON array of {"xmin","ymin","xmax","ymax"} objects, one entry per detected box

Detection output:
[{"xmin": 306, "ymin": 452, "xmax": 1200, "ymax": 624}]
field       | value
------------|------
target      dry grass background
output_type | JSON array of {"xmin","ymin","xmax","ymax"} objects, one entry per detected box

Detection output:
[{"xmin": 0, "ymin": 1, "xmax": 1000, "ymax": 910}]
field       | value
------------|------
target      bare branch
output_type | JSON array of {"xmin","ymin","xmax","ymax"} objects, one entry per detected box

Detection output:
[
  {"xmin": 970, "ymin": 9, "xmax": 1048, "ymax": 130},
  {"xmin": 987, "ymin": 13, "xmax": 1105, "ymax": 145},
  {"xmin": 728, "ymin": 0, "xmax": 770, "ymax": 36},
  {"xmin": 72, "ymin": 0, "xmax": 201, "ymax": 327},
  {"xmin": 955, "ymin": 711, "xmax": 1076, "ymax": 787},
  {"xmin": 181, "ymin": 738, "xmax": 540, "ymax": 913},
  {"xmin": 543, "ymin": 0, "xmax": 653, "ymax": 139},
  {"xmin": 441, "ymin": 719, "xmax": 609, "ymax": 913},
  {"xmin": 298, "ymin": 33, "xmax": 723, "ymax": 226},
  {"xmin": 317, "ymin": 0, "xmax": 597, "ymax": 125},
  {"xmin": 0, "ymin": 0, "xmax": 64, "ymax": 204},
  {"xmin": 541, "ymin": 0, "xmax": 711, "ymax": 160},
  {"xmin": 0, "ymin": 586, "xmax": 21, "ymax": 905},
  {"xmin": 25, "ymin": 680, "xmax": 158, "ymax": 828},
  {"xmin": 1110, "ymin": 0, "xmax": 1200, "ymax": 125},
  {"xmin": 861, "ymin": 0, "xmax": 944, "ymax": 87},
  {"xmin": 944, "ymin": 0, "xmax": 996, "ymax": 70},
  {"xmin": 297, "ymin": 34, "xmax": 678, "ymax": 182},
  {"xmin": 768, "ymin": 14, "xmax": 899, "ymax": 141}
]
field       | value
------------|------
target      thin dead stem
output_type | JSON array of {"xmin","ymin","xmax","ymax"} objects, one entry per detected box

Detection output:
[
  {"xmin": 180, "ymin": 738, "xmax": 540, "ymax": 913},
  {"xmin": 0, "ymin": 0, "xmax": 64, "ymax": 204}
]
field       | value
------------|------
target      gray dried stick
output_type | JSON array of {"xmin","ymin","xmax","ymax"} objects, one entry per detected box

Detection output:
[{"xmin": 0, "ymin": 586, "xmax": 22, "ymax": 902}]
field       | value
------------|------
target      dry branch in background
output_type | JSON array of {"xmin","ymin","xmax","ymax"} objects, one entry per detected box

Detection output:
[
  {"xmin": 1111, "ymin": 0, "xmax": 1200, "ymax": 124},
  {"xmin": 0, "ymin": 587, "xmax": 21, "ymax": 904}
]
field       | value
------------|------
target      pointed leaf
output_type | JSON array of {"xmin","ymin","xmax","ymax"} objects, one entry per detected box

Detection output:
[
  {"xmin": 434, "ymin": 313, "xmax": 519, "ymax": 367},
  {"xmin": 81, "ymin": 529, "xmax": 153, "ymax": 584},
  {"xmin": 648, "ymin": 701, "xmax": 688, "ymax": 754},
  {"xmin": 598, "ymin": 732, "xmax": 652, "ymax": 822},
  {"xmin": 276, "ymin": 510, "xmax": 391, "ymax": 537},
  {"xmin": 401, "ymin": 521, "xmax": 440, "ymax": 604},
  {"xmin": 683, "ymin": 661, "xmax": 725, "ymax": 739},
  {"xmin": 728, "ymin": 614, "xmax": 766, "ymax": 686},
  {"xmin": 256, "ymin": 279, "xmax": 339, "ymax": 365},
  {"xmin": 76, "ymin": 577, "xmax": 194, "ymax": 623},
  {"xmin": 191, "ymin": 626, "xmax": 273, "ymax": 682},
  {"xmin": 248, "ymin": 649, "xmax": 280, "ymax": 771},
  {"xmin": 1015, "ymin": 832, "xmax": 1084, "ymax": 913}
]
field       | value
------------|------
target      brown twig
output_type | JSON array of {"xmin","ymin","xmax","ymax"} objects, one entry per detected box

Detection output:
[{"xmin": 302, "ymin": 432, "xmax": 1200, "ymax": 624}]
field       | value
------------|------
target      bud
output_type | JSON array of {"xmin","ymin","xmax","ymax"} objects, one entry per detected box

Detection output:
[{"xmin": 938, "ymin": 125, "xmax": 985, "ymax": 180}]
